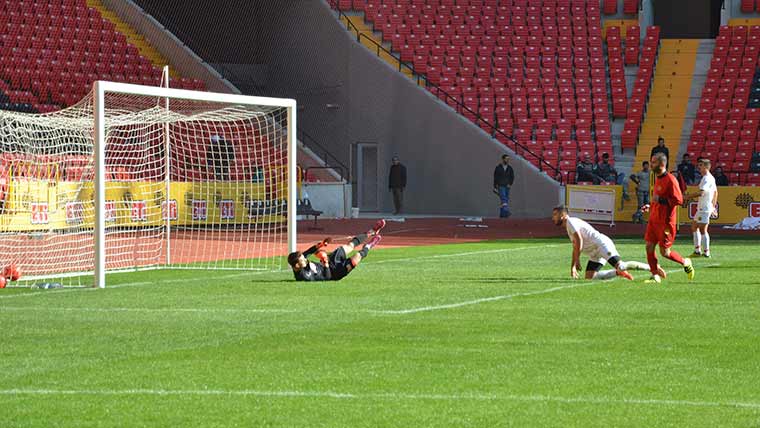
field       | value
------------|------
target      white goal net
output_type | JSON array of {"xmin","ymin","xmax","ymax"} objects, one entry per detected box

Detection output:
[{"xmin": 0, "ymin": 81, "xmax": 297, "ymax": 288}]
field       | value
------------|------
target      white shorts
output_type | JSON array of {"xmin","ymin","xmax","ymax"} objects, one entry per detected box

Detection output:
[
  {"xmin": 586, "ymin": 237, "xmax": 620, "ymax": 265},
  {"xmin": 694, "ymin": 209, "xmax": 713, "ymax": 225}
]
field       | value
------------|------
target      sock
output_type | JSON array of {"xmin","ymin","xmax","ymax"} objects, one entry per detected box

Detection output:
[
  {"xmin": 351, "ymin": 233, "xmax": 367, "ymax": 247},
  {"xmin": 702, "ymin": 232, "xmax": 710, "ymax": 254},
  {"xmin": 595, "ymin": 270, "xmax": 617, "ymax": 280},
  {"xmin": 622, "ymin": 261, "xmax": 649, "ymax": 271},
  {"xmin": 693, "ymin": 230, "xmax": 701, "ymax": 252},
  {"xmin": 665, "ymin": 250, "xmax": 685, "ymax": 265},
  {"xmin": 647, "ymin": 251, "xmax": 659, "ymax": 275},
  {"xmin": 359, "ymin": 247, "xmax": 369, "ymax": 258}
]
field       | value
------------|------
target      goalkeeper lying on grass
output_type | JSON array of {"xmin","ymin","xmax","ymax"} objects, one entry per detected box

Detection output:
[{"xmin": 287, "ymin": 220, "xmax": 385, "ymax": 281}]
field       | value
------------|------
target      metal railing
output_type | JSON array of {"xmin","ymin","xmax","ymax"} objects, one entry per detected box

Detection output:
[
  {"xmin": 304, "ymin": 165, "xmax": 346, "ymax": 183},
  {"xmin": 329, "ymin": 0, "xmax": 565, "ymax": 183},
  {"xmin": 297, "ymin": 128, "xmax": 349, "ymax": 182}
]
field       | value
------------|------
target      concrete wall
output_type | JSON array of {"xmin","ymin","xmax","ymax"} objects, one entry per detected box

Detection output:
[
  {"xmin": 302, "ymin": 183, "xmax": 351, "ymax": 219},
  {"xmin": 132, "ymin": 0, "xmax": 561, "ymax": 218},
  {"xmin": 102, "ymin": 0, "xmax": 239, "ymax": 94}
]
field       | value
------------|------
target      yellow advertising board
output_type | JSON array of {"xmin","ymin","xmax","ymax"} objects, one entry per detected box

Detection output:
[
  {"xmin": 677, "ymin": 186, "xmax": 760, "ymax": 225},
  {"xmin": 569, "ymin": 184, "xmax": 760, "ymax": 225},
  {"xmin": 0, "ymin": 179, "xmax": 289, "ymax": 232}
]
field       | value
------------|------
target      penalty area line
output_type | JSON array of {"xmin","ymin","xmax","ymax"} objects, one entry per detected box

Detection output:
[
  {"xmin": 371, "ymin": 283, "xmax": 587, "ymax": 315},
  {"xmin": 1, "ymin": 388, "xmax": 758, "ymax": 410}
]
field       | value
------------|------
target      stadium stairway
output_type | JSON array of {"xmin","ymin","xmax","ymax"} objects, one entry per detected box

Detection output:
[
  {"xmin": 337, "ymin": 12, "xmax": 415, "ymax": 81},
  {"xmin": 611, "ymin": 39, "xmax": 697, "ymax": 222},
  {"xmin": 634, "ymin": 39, "xmax": 698, "ymax": 168},
  {"xmin": 86, "ymin": 0, "xmax": 174, "ymax": 77}
]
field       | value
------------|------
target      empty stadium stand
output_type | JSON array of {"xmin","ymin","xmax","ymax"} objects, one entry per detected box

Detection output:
[
  {"xmin": 332, "ymin": 0, "xmax": 666, "ymax": 184},
  {"xmin": 688, "ymin": 25, "xmax": 760, "ymax": 185},
  {"xmin": 0, "ymin": 0, "xmax": 204, "ymax": 114},
  {"xmin": 337, "ymin": 0, "xmax": 628, "ymax": 181}
]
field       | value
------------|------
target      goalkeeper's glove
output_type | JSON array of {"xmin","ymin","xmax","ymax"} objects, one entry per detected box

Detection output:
[
  {"xmin": 316, "ymin": 237, "xmax": 332, "ymax": 249},
  {"xmin": 316, "ymin": 250, "xmax": 329, "ymax": 265}
]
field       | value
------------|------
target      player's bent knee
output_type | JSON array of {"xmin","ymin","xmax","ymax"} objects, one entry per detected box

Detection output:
[{"xmin": 350, "ymin": 254, "xmax": 362, "ymax": 268}]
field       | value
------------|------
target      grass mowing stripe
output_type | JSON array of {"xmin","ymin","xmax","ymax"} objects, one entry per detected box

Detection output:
[
  {"xmin": 0, "ymin": 306, "xmax": 297, "ymax": 314},
  {"xmin": 2, "ymin": 389, "xmax": 759, "ymax": 410},
  {"xmin": 0, "ymin": 243, "xmax": 560, "ymax": 300}
]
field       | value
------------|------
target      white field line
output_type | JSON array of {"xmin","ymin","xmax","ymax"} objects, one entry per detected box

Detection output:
[
  {"xmin": 372, "ymin": 262, "xmax": 722, "ymax": 315},
  {"xmin": 365, "ymin": 244, "xmax": 562, "ymax": 265},
  {"xmin": 0, "ymin": 388, "xmax": 758, "ymax": 409},
  {"xmin": 371, "ymin": 283, "xmax": 586, "ymax": 315}
]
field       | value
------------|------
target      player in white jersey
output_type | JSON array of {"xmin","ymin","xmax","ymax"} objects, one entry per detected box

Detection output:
[
  {"xmin": 552, "ymin": 206, "xmax": 650, "ymax": 280},
  {"xmin": 685, "ymin": 158, "xmax": 718, "ymax": 257}
]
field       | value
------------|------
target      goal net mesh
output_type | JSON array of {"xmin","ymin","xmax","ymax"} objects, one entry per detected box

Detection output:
[{"xmin": 0, "ymin": 89, "xmax": 290, "ymax": 287}]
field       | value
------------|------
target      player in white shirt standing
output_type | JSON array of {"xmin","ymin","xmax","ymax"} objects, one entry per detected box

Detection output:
[
  {"xmin": 552, "ymin": 206, "xmax": 650, "ymax": 280},
  {"xmin": 685, "ymin": 158, "xmax": 718, "ymax": 258}
]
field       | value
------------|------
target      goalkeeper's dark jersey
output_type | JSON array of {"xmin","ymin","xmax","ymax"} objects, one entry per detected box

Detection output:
[
  {"xmin": 292, "ymin": 244, "xmax": 332, "ymax": 281},
  {"xmin": 293, "ymin": 262, "xmax": 331, "ymax": 281}
]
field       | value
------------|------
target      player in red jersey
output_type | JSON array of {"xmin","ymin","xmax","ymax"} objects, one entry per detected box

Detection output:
[{"xmin": 643, "ymin": 153, "xmax": 695, "ymax": 283}]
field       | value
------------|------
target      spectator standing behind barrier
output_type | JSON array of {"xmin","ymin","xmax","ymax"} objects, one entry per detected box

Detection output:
[
  {"xmin": 650, "ymin": 136, "xmax": 669, "ymax": 162},
  {"xmin": 493, "ymin": 154, "xmax": 514, "ymax": 218},
  {"xmin": 207, "ymin": 135, "xmax": 234, "ymax": 180},
  {"xmin": 630, "ymin": 161, "xmax": 651, "ymax": 223},
  {"xmin": 714, "ymin": 166, "xmax": 729, "ymax": 186},
  {"xmin": 388, "ymin": 156, "xmax": 407, "ymax": 215},
  {"xmin": 677, "ymin": 153, "xmax": 698, "ymax": 185},
  {"xmin": 576, "ymin": 154, "xmax": 601, "ymax": 184}
]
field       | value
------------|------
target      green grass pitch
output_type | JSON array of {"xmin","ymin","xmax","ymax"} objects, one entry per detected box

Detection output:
[{"xmin": 1, "ymin": 237, "xmax": 759, "ymax": 427}]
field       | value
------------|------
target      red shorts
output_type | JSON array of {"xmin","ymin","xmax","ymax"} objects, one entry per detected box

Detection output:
[{"xmin": 645, "ymin": 222, "xmax": 677, "ymax": 248}]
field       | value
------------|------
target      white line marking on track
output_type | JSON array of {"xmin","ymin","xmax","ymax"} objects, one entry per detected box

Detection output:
[{"xmin": 1, "ymin": 388, "xmax": 758, "ymax": 409}]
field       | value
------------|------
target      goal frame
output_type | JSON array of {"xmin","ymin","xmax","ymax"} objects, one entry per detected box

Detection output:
[{"xmin": 93, "ymin": 81, "xmax": 298, "ymax": 288}]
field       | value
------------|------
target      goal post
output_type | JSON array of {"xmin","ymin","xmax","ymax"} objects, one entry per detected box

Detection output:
[{"xmin": 0, "ymin": 81, "xmax": 297, "ymax": 288}]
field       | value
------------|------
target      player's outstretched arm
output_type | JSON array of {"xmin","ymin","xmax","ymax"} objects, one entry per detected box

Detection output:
[{"xmin": 571, "ymin": 233, "xmax": 583, "ymax": 279}]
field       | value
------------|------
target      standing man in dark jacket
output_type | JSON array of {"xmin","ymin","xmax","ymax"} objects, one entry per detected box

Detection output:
[
  {"xmin": 388, "ymin": 156, "xmax": 407, "ymax": 215},
  {"xmin": 650, "ymin": 137, "xmax": 669, "ymax": 164},
  {"xmin": 493, "ymin": 154, "xmax": 515, "ymax": 218}
]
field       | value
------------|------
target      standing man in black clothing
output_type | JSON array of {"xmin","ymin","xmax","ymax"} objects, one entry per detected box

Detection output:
[
  {"xmin": 713, "ymin": 166, "xmax": 729, "ymax": 186},
  {"xmin": 288, "ymin": 220, "xmax": 385, "ymax": 282},
  {"xmin": 493, "ymin": 154, "xmax": 515, "ymax": 218},
  {"xmin": 388, "ymin": 156, "xmax": 407, "ymax": 215},
  {"xmin": 650, "ymin": 137, "xmax": 669, "ymax": 165},
  {"xmin": 677, "ymin": 153, "xmax": 698, "ymax": 185},
  {"xmin": 207, "ymin": 135, "xmax": 234, "ymax": 180}
]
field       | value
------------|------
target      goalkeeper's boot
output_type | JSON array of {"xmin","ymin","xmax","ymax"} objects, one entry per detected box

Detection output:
[
  {"xmin": 364, "ymin": 234, "xmax": 382, "ymax": 250},
  {"xmin": 702, "ymin": 252, "xmax": 711, "ymax": 258},
  {"xmin": 684, "ymin": 258, "xmax": 695, "ymax": 281},
  {"xmin": 690, "ymin": 251, "xmax": 702, "ymax": 258},
  {"xmin": 372, "ymin": 219, "xmax": 386, "ymax": 234},
  {"xmin": 656, "ymin": 265, "xmax": 667, "ymax": 279},
  {"xmin": 616, "ymin": 270, "xmax": 634, "ymax": 281},
  {"xmin": 645, "ymin": 274, "xmax": 662, "ymax": 284}
]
